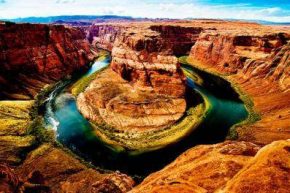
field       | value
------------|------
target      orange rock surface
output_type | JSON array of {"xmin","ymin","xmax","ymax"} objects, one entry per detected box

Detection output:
[
  {"xmin": 130, "ymin": 140, "xmax": 289, "ymax": 193},
  {"xmin": 130, "ymin": 141, "xmax": 261, "ymax": 193},
  {"xmin": 219, "ymin": 140, "xmax": 290, "ymax": 193},
  {"xmin": 87, "ymin": 23, "xmax": 203, "ymax": 97},
  {"xmin": 77, "ymin": 68, "xmax": 186, "ymax": 131}
]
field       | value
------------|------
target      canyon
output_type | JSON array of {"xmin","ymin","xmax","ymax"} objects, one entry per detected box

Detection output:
[{"xmin": 0, "ymin": 19, "xmax": 289, "ymax": 193}]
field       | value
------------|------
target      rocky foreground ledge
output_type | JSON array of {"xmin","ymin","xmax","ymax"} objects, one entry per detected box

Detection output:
[{"xmin": 130, "ymin": 140, "xmax": 290, "ymax": 193}]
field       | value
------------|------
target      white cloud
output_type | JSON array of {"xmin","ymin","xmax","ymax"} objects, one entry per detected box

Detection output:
[
  {"xmin": 56, "ymin": 0, "xmax": 76, "ymax": 4},
  {"xmin": 0, "ymin": 0, "xmax": 289, "ymax": 22}
]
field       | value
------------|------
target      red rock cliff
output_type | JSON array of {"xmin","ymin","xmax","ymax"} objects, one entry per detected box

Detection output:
[
  {"xmin": 86, "ymin": 24, "xmax": 125, "ymax": 51},
  {"xmin": 86, "ymin": 23, "xmax": 204, "ymax": 97},
  {"xmin": 110, "ymin": 24, "xmax": 203, "ymax": 97},
  {"xmin": 188, "ymin": 24, "xmax": 290, "ymax": 144},
  {"xmin": 0, "ymin": 23, "xmax": 96, "ymax": 99},
  {"xmin": 190, "ymin": 31, "xmax": 289, "ymax": 80}
]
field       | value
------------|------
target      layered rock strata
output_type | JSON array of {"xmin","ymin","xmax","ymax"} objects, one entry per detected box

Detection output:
[
  {"xmin": 77, "ymin": 68, "xmax": 206, "ymax": 152},
  {"xmin": 86, "ymin": 23, "xmax": 203, "ymax": 97},
  {"xmin": 111, "ymin": 24, "xmax": 203, "ymax": 97},
  {"xmin": 77, "ymin": 69, "xmax": 186, "ymax": 131},
  {"xmin": 1, "ymin": 20, "xmax": 289, "ymax": 192},
  {"xmin": 188, "ymin": 25, "xmax": 290, "ymax": 144},
  {"xmin": 86, "ymin": 24, "xmax": 125, "ymax": 50},
  {"xmin": 0, "ymin": 23, "xmax": 96, "ymax": 99},
  {"xmin": 84, "ymin": 20, "xmax": 290, "ymax": 192}
]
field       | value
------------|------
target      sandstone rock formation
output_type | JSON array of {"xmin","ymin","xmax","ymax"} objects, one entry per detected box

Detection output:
[
  {"xmin": 190, "ymin": 29, "xmax": 289, "ymax": 79},
  {"xmin": 83, "ymin": 20, "xmax": 290, "ymax": 192},
  {"xmin": 77, "ymin": 69, "xmax": 186, "ymax": 131},
  {"xmin": 0, "ymin": 23, "xmax": 97, "ymax": 99},
  {"xmin": 130, "ymin": 140, "xmax": 290, "ymax": 193},
  {"xmin": 188, "ymin": 23, "xmax": 290, "ymax": 144},
  {"xmin": 86, "ymin": 23, "xmax": 204, "ymax": 97},
  {"xmin": 219, "ymin": 140, "xmax": 290, "ymax": 193},
  {"xmin": 110, "ymin": 24, "xmax": 203, "ymax": 97},
  {"xmin": 87, "ymin": 24, "xmax": 125, "ymax": 51},
  {"xmin": 16, "ymin": 144, "xmax": 134, "ymax": 193},
  {"xmin": 0, "ymin": 164, "xmax": 23, "ymax": 193},
  {"xmin": 76, "ymin": 68, "xmax": 207, "ymax": 152}
]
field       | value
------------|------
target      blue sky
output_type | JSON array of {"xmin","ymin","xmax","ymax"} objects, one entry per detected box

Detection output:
[{"xmin": 0, "ymin": 0, "xmax": 289, "ymax": 22}]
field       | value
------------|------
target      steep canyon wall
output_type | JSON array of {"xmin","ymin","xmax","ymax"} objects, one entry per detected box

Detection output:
[
  {"xmin": 188, "ymin": 25, "xmax": 290, "ymax": 144},
  {"xmin": 0, "ymin": 23, "xmax": 96, "ymax": 99}
]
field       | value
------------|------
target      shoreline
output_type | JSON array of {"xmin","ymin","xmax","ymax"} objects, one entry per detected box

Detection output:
[
  {"xmin": 186, "ymin": 56, "xmax": 261, "ymax": 140},
  {"xmin": 181, "ymin": 56, "xmax": 260, "ymax": 140}
]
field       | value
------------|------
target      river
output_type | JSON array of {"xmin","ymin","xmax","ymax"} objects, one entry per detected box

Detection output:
[{"xmin": 44, "ymin": 55, "xmax": 248, "ymax": 178}]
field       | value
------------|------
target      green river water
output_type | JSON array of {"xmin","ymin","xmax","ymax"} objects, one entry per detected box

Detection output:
[{"xmin": 44, "ymin": 55, "xmax": 248, "ymax": 178}]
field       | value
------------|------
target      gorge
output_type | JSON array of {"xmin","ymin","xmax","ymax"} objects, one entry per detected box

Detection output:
[{"xmin": 0, "ymin": 19, "xmax": 289, "ymax": 193}]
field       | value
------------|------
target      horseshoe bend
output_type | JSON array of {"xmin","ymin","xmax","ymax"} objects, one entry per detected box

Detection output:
[{"xmin": 0, "ymin": 17, "xmax": 289, "ymax": 193}]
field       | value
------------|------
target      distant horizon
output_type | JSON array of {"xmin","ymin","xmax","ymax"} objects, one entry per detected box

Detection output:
[
  {"xmin": 0, "ymin": 0, "xmax": 289, "ymax": 22},
  {"xmin": 1, "ymin": 14, "xmax": 290, "ymax": 25}
]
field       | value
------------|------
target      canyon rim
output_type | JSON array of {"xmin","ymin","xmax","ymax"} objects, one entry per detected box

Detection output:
[{"xmin": 0, "ymin": 0, "xmax": 289, "ymax": 193}]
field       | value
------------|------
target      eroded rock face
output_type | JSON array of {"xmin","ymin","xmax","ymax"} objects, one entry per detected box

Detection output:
[
  {"xmin": 87, "ymin": 23, "xmax": 204, "ymax": 97},
  {"xmin": 0, "ymin": 23, "xmax": 96, "ymax": 99},
  {"xmin": 0, "ymin": 99, "xmax": 134, "ymax": 193},
  {"xmin": 219, "ymin": 140, "xmax": 290, "ymax": 193},
  {"xmin": 0, "ymin": 52, "xmax": 134, "ymax": 192},
  {"xmin": 190, "ymin": 31, "xmax": 289, "ymax": 78},
  {"xmin": 77, "ymin": 68, "xmax": 186, "ymax": 131},
  {"xmin": 87, "ymin": 24, "xmax": 125, "ymax": 51},
  {"xmin": 0, "ymin": 164, "xmax": 22, "ymax": 193},
  {"xmin": 149, "ymin": 25, "xmax": 203, "ymax": 56},
  {"xmin": 110, "ymin": 24, "xmax": 203, "ymax": 97},
  {"xmin": 130, "ymin": 140, "xmax": 290, "ymax": 193},
  {"xmin": 16, "ymin": 144, "xmax": 135, "ymax": 193},
  {"xmin": 188, "ymin": 25, "xmax": 290, "ymax": 144},
  {"xmin": 130, "ymin": 141, "xmax": 261, "ymax": 193},
  {"xmin": 111, "ymin": 46, "xmax": 186, "ymax": 98},
  {"xmin": 1, "ymin": 20, "xmax": 289, "ymax": 193}
]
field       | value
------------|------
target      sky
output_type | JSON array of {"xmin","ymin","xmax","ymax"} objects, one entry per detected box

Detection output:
[{"xmin": 0, "ymin": 0, "xmax": 289, "ymax": 22}]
